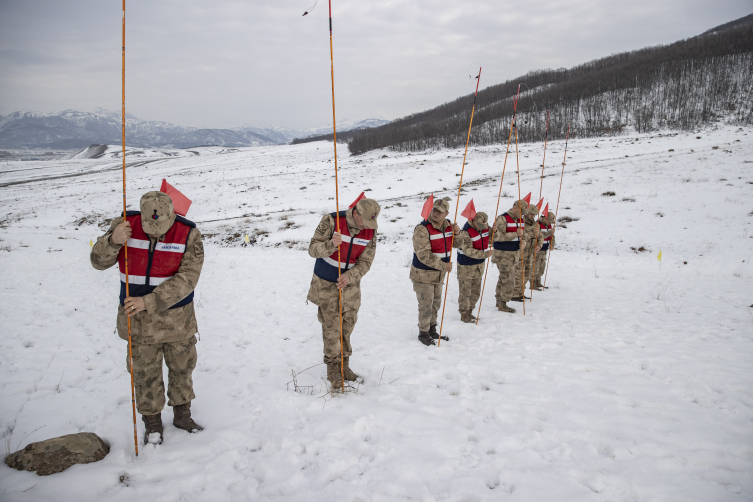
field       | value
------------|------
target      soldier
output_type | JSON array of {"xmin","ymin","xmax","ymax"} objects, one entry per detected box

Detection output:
[
  {"xmin": 512, "ymin": 204, "xmax": 540, "ymax": 302},
  {"xmin": 532, "ymin": 211, "xmax": 556, "ymax": 290},
  {"xmin": 307, "ymin": 198, "xmax": 380, "ymax": 388},
  {"xmin": 456, "ymin": 211, "xmax": 492, "ymax": 323},
  {"xmin": 491, "ymin": 200, "xmax": 527, "ymax": 313},
  {"xmin": 90, "ymin": 191, "xmax": 204, "ymax": 445},
  {"xmin": 410, "ymin": 197, "xmax": 461, "ymax": 345}
]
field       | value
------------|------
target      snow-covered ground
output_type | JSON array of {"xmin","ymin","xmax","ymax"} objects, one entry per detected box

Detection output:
[{"xmin": 0, "ymin": 125, "xmax": 751, "ymax": 501}]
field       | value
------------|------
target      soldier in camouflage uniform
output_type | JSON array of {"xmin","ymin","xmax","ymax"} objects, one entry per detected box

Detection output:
[
  {"xmin": 410, "ymin": 197, "xmax": 461, "ymax": 345},
  {"xmin": 512, "ymin": 204, "xmax": 540, "ymax": 301},
  {"xmin": 91, "ymin": 191, "xmax": 204, "ymax": 445},
  {"xmin": 307, "ymin": 199, "xmax": 380, "ymax": 388},
  {"xmin": 491, "ymin": 200, "xmax": 527, "ymax": 313},
  {"xmin": 456, "ymin": 212, "xmax": 492, "ymax": 323},
  {"xmin": 532, "ymin": 211, "xmax": 556, "ymax": 290}
]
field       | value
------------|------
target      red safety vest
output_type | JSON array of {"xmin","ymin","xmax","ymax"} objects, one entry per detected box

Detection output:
[
  {"xmin": 412, "ymin": 220, "xmax": 453, "ymax": 271},
  {"xmin": 457, "ymin": 222, "xmax": 489, "ymax": 266},
  {"xmin": 313, "ymin": 211, "xmax": 375, "ymax": 282},
  {"xmin": 492, "ymin": 213, "xmax": 522, "ymax": 251},
  {"xmin": 117, "ymin": 211, "xmax": 195, "ymax": 308}
]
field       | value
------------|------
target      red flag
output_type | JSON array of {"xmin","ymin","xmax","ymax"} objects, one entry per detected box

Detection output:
[
  {"xmin": 160, "ymin": 179, "xmax": 192, "ymax": 216},
  {"xmin": 523, "ymin": 192, "xmax": 531, "ymax": 204},
  {"xmin": 349, "ymin": 192, "xmax": 366, "ymax": 208},
  {"xmin": 421, "ymin": 194, "xmax": 434, "ymax": 220},
  {"xmin": 461, "ymin": 199, "xmax": 477, "ymax": 221},
  {"xmin": 542, "ymin": 203, "xmax": 549, "ymax": 218},
  {"xmin": 536, "ymin": 198, "xmax": 544, "ymax": 211}
]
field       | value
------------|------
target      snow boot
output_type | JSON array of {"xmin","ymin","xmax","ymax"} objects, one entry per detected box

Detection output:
[
  {"xmin": 460, "ymin": 310, "xmax": 476, "ymax": 323},
  {"xmin": 343, "ymin": 357, "xmax": 364, "ymax": 384},
  {"xmin": 429, "ymin": 324, "xmax": 449, "ymax": 341},
  {"xmin": 327, "ymin": 361, "xmax": 344, "ymax": 388},
  {"xmin": 418, "ymin": 331, "xmax": 436, "ymax": 346},
  {"xmin": 173, "ymin": 402, "xmax": 203, "ymax": 433},
  {"xmin": 142, "ymin": 413, "xmax": 163, "ymax": 445},
  {"xmin": 498, "ymin": 302, "xmax": 516, "ymax": 313},
  {"xmin": 510, "ymin": 295, "xmax": 529, "ymax": 302}
]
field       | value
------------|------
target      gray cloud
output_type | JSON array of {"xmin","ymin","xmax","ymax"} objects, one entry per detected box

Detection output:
[{"xmin": 0, "ymin": 0, "xmax": 750, "ymax": 129}]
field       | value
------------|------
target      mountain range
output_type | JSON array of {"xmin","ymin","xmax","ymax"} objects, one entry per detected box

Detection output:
[{"xmin": 0, "ymin": 108, "xmax": 389, "ymax": 149}]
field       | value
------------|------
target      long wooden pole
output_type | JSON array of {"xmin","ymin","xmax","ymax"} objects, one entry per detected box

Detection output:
[
  {"xmin": 437, "ymin": 68, "xmax": 481, "ymax": 347},
  {"xmin": 529, "ymin": 110, "xmax": 549, "ymax": 302},
  {"xmin": 327, "ymin": 0, "xmax": 345, "ymax": 391},
  {"xmin": 543, "ymin": 124, "xmax": 570, "ymax": 287},
  {"xmin": 513, "ymin": 112, "xmax": 525, "ymax": 316},
  {"xmin": 122, "ymin": 0, "xmax": 138, "ymax": 456},
  {"xmin": 475, "ymin": 85, "xmax": 520, "ymax": 324}
]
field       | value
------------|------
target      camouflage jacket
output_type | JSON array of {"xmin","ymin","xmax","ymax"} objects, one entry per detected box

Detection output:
[
  {"xmin": 90, "ymin": 216, "xmax": 204, "ymax": 344},
  {"xmin": 457, "ymin": 227, "xmax": 487, "ymax": 279},
  {"xmin": 307, "ymin": 209, "xmax": 377, "ymax": 312},
  {"xmin": 410, "ymin": 219, "xmax": 461, "ymax": 285}
]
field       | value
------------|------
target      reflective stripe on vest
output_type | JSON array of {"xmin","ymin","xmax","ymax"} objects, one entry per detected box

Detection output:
[
  {"xmin": 412, "ymin": 219, "xmax": 453, "ymax": 271},
  {"xmin": 493, "ymin": 213, "xmax": 522, "ymax": 251},
  {"xmin": 117, "ymin": 211, "xmax": 196, "ymax": 309},
  {"xmin": 457, "ymin": 222, "xmax": 489, "ymax": 266},
  {"xmin": 313, "ymin": 211, "xmax": 375, "ymax": 283},
  {"xmin": 539, "ymin": 221, "xmax": 552, "ymax": 251}
]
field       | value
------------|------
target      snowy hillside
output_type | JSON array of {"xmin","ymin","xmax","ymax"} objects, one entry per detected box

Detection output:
[{"xmin": 0, "ymin": 125, "xmax": 751, "ymax": 500}]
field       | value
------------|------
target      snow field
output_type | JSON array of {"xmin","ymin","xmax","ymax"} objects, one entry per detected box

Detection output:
[{"xmin": 0, "ymin": 125, "xmax": 752, "ymax": 500}]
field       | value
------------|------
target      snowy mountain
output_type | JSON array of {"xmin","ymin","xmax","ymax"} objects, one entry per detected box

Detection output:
[
  {"xmin": 0, "ymin": 109, "xmax": 390, "ymax": 149},
  {"xmin": 0, "ymin": 125, "xmax": 751, "ymax": 500}
]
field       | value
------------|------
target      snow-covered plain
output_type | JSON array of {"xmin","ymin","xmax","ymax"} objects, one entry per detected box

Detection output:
[{"xmin": 0, "ymin": 126, "xmax": 752, "ymax": 501}]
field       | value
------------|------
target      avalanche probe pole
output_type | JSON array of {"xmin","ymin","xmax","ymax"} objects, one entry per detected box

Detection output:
[
  {"xmin": 437, "ymin": 68, "xmax": 481, "ymax": 347},
  {"xmin": 543, "ymin": 124, "xmax": 570, "ymax": 288},
  {"xmin": 327, "ymin": 0, "xmax": 345, "ymax": 391},
  {"xmin": 529, "ymin": 110, "xmax": 550, "ymax": 302},
  {"xmin": 513, "ymin": 108, "xmax": 525, "ymax": 316},
  {"xmin": 475, "ymin": 85, "xmax": 520, "ymax": 325},
  {"xmin": 122, "ymin": 0, "xmax": 138, "ymax": 456}
]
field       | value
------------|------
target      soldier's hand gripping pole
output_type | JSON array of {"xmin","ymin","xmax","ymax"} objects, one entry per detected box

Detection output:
[
  {"xmin": 436, "ymin": 68, "xmax": 481, "ymax": 347},
  {"xmin": 529, "ymin": 110, "xmax": 550, "ymax": 302},
  {"xmin": 326, "ymin": 0, "xmax": 345, "ymax": 391},
  {"xmin": 122, "ymin": 0, "xmax": 138, "ymax": 456},
  {"xmin": 476, "ymin": 85, "xmax": 520, "ymax": 325},
  {"xmin": 543, "ymin": 124, "xmax": 570, "ymax": 288}
]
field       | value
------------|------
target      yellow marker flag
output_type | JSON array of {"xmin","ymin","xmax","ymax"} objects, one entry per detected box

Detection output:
[
  {"xmin": 89, "ymin": 239, "xmax": 93, "ymax": 247},
  {"xmin": 657, "ymin": 250, "xmax": 662, "ymax": 261},
  {"xmin": 244, "ymin": 234, "xmax": 250, "ymax": 243}
]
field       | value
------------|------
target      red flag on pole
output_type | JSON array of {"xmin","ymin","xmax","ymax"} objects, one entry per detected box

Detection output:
[
  {"xmin": 536, "ymin": 198, "xmax": 544, "ymax": 211},
  {"xmin": 523, "ymin": 192, "xmax": 531, "ymax": 204},
  {"xmin": 461, "ymin": 199, "xmax": 477, "ymax": 221},
  {"xmin": 421, "ymin": 194, "xmax": 434, "ymax": 220},
  {"xmin": 160, "ymin": 179, "xmax": 192, "ymax": 216},
  {"xmin": 542, "ymin": 203, "xmax": 549, "ymax": 218},
  {"xmin": 349, "ymin": 192, "xmax": 366, "ymax": 208}
]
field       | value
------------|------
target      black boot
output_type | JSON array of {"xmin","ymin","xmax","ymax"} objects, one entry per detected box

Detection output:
[
  {"xmin": 142, "ymin": 413, "xmax": 163, "ymax": 445},
  {"xmin": 418, "ymin": 331, "xmax": 435, "ymax": 346},
  {"xmin": 173, "ymin": 403, "xmax": 203, "ymax": 433},
  {"xmin": 429, "ymin": 324, "xmax": 449, "ymax": 341}
]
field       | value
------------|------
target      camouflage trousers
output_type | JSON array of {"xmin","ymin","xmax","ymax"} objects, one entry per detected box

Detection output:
[
  {"xmin": 457, "ymin": 277, "xmax": 482, "ymax": 313},
  {"xmin": 318, "ymin": 307, "xmax": 358, "ymax": 365},
  {"xmin": 533, "ymin": 249, "xmax": 548, "ymax": 286},
  {"xmin": 127, "ymin": 336, "xmax": 197, "ymax": 416},
  {"xmin": 514, "ymin": 248, "xmax": 535, "ymax": 296},
  {"xmin": 494, "ymin": 252, "xmax": 519, "ymax": 303},
  {"xmin": 412, "ymin": 279, "xmax": 444, "ymax": 332}
]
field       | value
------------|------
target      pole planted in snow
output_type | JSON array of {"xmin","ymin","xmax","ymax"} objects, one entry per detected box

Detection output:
[
  {"xmin": 437, "ymin": 68, "xmax": 481, "ymax": 347},
  {"xmin": 513, "ymin": 106, "xmax": 525, "ymax": 315},
  {"xmin": 543, "ymin": 124, "xmax": 570, "ymax": 288},
  {"xmin": 121, "ymin": 0, "xmax": 139, "ymax": 456},
  {"xmin": 475, "ymin": 85, "xmax": 520, "ymax": 324},
  {"xmin": 529, "ymin": 110, "xmax": 550, "ymax": 302}
]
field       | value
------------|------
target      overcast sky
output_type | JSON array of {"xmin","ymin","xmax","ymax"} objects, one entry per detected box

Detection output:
[{"xmin": 0, "ymin": 0, "xmax": 750, "ymax": 130}]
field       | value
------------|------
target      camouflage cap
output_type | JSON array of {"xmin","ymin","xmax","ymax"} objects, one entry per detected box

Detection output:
[
  {"xmin": 473, "ymin": 211, "xmax": 489, "ymax": 229},
  {"xmin": 512, "ymin": 200, "xmax": 528, "ymax": 211},
  {"xmin": 433, "ymin": 197, "xmax": 451, "ymax": 213},
  {"xmin": 355, "ymin": 198, "xmax": 380, "ymax": 229},
  {"xmin": 526, "ymin": 204, "xmax": 539, "ymax": 215},
  {"xmin": 546, "ymin": 212, "xmax": 556, "ymax": 223},
  {"xmin": 140, "ymin": 191, "xmax": 176, "ymax": 236}
]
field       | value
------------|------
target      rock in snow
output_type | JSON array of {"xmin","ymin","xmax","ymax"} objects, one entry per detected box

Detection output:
[{"xmin": 5, "ymin": 433, "xmax": 109, "ymax": 476}]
